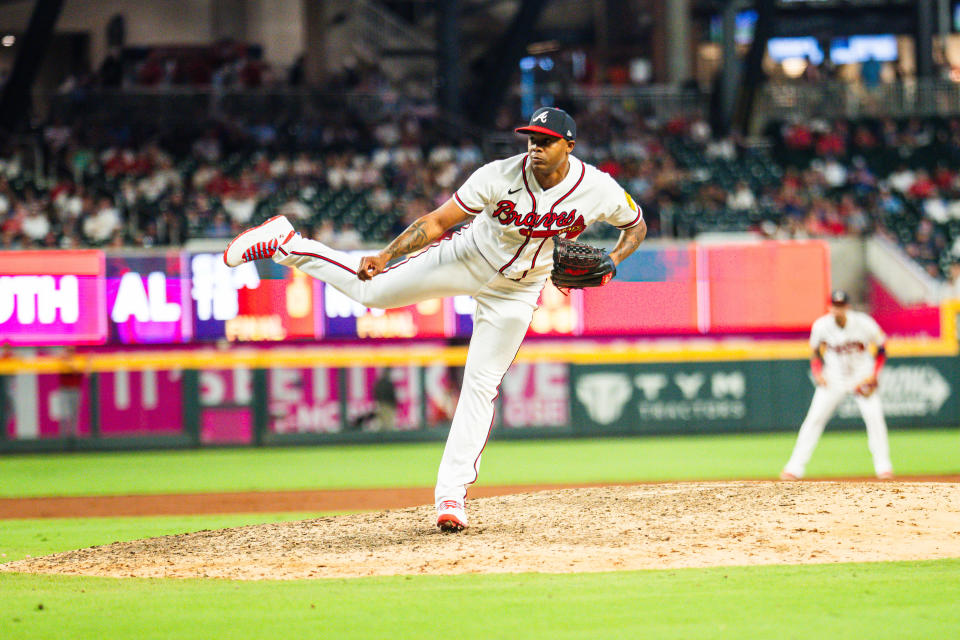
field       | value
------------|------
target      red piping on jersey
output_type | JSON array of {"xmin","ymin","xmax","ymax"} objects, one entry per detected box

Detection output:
[
  {"xmin": 873, "ymin": 345, "xmax": 887, "ymax": 375},
  {"xmin": 617, "ymin": 207, "xmax": 643, "ymax": 229},
  {"xmin": 811, "ymin": 354, "xmax": 823, "ymax": 376},
  {"xmin": 454, "ymin": 192, "xmax": 482, "ymax": 214},
  {"xmin": 279, "ymin": 227, "xmax": 469, "ymax": 277},
  {"xmin": 499, "ymin": 235, "xmax": 531, "ymax": 273},
  {"xmin": 381, "ymin": 225, "xmax": 468, "ymax": 274},
  {"xmin": 466, "ymin": 338, "xmax": 526, "ymax": 494},
  {"xmin": 551, "ymin": 158, "xmax": 585, "ymax": 212},
  {"xmin": 499, "ymin": 155, "xmax": 538, "ymax": 274},
  {"xmin": 520, "ymin": 237, "xmax": 550, "ymax": 279},
  {"xmin": 519, "ymin": 158, "xmax": 585, "ymax": 278},
  {"xmin": 278, "ymin": 246, "xmax": 359, "ymax": 276}
]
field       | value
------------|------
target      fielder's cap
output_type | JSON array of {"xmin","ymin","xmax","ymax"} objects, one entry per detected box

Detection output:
[
  {"xmin": 515, "ymin": 107, "xmax": 576, "ymax": 140},
  {"xmin": 830, "ymin": 289, "xmax": 850, "ymax": 305}
]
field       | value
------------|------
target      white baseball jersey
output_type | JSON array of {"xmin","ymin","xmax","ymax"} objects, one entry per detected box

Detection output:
[
  {"xmin": 785, "ymin": 309, "xmax": 893, "ymax": 478},
  {"xmin": 452, "ymin": 153, "xmax": 643, "ymax": 281},
  {"xmin": 810, "ymin": 310, "xmax": 885, "ymax": 384}
]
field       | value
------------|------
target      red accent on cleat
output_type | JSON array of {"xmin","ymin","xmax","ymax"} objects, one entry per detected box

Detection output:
[{"xmin": 437, "ymin": 514, "xmax": 466, "ymax": 532}]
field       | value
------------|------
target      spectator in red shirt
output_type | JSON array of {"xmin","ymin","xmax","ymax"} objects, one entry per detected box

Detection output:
[
  {"xmin": 816, "ymin": 130, "xmax": 845, "ymax": 157},
  {"xmin": 784, "ymin": 122, "xmax": 813, "ymax": 149},
  {"xmin": 908, "ymin": 170, "xmax": 936, "ymax": 199}
]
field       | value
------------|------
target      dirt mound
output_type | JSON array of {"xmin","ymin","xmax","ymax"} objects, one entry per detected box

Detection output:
[{"xmin": 4, "ymin": 482, "xmax": 959, "ymax": 580}]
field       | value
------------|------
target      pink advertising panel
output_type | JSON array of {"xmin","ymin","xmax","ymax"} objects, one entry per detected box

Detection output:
[
  {"xmin": 499, "ymin": 362, "xmax": 569, "ymax": 428},
  {"xmin": 106, "ymin": 254, "xmax": 193, "ymax": 344},
  {"xmin": 0, "ymin": 250, "xmax": 107, "ymax": 345},
  {"xmin": 97, "ymin": 369, "xmax": 184, "ymax": 435},
  {"xmin": 268, "ymin": 367, "xmax": 341, "ymax": 434},
  {"xmin": 580, "ymin": 245, "xmax": 698, "ymax": 335},
  {"xmin": 344, "ymin": 365, "xmax": 421, "ymax": 431},
  {"xmin": 4, "ymin": 372, "xmax": 92, "ymax": 439}
]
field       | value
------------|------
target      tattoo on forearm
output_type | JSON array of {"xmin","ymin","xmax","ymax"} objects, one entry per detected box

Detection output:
[
  {"xmin": 610, "ymin": 223, "xmax": 646, "ymax": 261},
  {"xmin": 385, "ymin": 220, "xmax": 431, "ymax": 259}
]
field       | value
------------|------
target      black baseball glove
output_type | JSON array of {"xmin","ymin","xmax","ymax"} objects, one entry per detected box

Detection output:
[{"xmin": 551, "ymin": 237, "xmax": 616, "ymax": 289}]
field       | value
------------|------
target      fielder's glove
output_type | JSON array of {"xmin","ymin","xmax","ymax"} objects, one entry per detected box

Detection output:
[
  {"xmin": 550, "ymin": 237, "xmax": 616, "ymax": 289},
  {"xmin": 855, "ymin": 379, "xmax": 878, "ymax": 397}
]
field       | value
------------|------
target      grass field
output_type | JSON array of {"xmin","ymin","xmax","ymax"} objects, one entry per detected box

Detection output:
[
  {"xmin": 2, "ymin": 429, "xmax": 959, "ymax": 639},
  {"xmin": 2, "ymin": 561, "xmax": 959, "ymax": 640},
  {"xmin": 2, "ymin": 429, "xmax": 959, "ymax": 498}
]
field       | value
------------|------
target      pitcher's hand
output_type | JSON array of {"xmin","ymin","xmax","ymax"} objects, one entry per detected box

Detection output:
[{"xmin": 358, "ymin": 253, "xmax": 389, "ymax": 281}]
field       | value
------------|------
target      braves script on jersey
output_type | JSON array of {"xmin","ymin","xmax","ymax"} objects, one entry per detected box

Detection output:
[
  {"xmin": 810, "ymin": 310, "xmax": 885, "ymax": 386},
  {"xmin": 453, "ymin": 153, "xmax": 643, "ymax": 281}
]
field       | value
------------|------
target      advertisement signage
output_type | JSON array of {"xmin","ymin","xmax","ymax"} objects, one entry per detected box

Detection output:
[
  {"xmin": 107, "ymin": 254, "xmax": 192, "ymax": 344},
  {"xmin": 705, "ymin": 241, "xmax": 829, "ymax": 332},
  {"xmin": 4, "ymin": 371, "xmax": 92, "ymax": 439},
  {"xmin": 499, "ymin": 362, "xmax": 570, "ymax": 429},
  {"xmin": 570, "ymin": 361, "xmax": 772, "ymax": 434},
  {"xmin": 268, "ymin": 366, "xmax": 342, "ymax": 434},
  {"xmin": 188, "ymin": 253, "xmax": 318, "ymax": 342},
  {"xmin": 344, "ymin": 365, "xmax": 422, "ymax": 430},
  {"xmin": 0, "ymin": 241, "xmax": 833, "ymax": 347},
  {"xmin": 0, "ymin": 250, "xmax": 107, "ymax": 345},
  {"xmin": 581, "ymin": 246, "xmax": 697, "ymax": 335},
  {"xmin": 321, "ymin": 284, "xmax": 448, "ymax": 339},
  {"xmin": 97, "ymin": 369, "xmax": 184, "ymax": 435}
]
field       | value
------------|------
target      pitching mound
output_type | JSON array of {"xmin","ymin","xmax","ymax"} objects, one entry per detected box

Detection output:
[{"xmin": 4, "ymin": 482, "xmax": 959, "ymax": 580}]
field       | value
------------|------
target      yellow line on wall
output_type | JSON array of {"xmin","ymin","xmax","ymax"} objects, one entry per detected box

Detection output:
[
  {"xmin": 1, "ymin": 335, "xmax": 954, "ymax": 375},
  {"xmin": 1, "ymin": 301, "xmax": 957, "ymax": 374}
]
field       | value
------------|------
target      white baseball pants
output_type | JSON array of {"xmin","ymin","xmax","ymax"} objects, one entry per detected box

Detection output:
[
  {"xmin": 274, "ymin": 231, "xmax": 542, "ymax": 508},
  {"xmin": 783, "ymin": 384, "xmax": 893, "ymax": 478}
]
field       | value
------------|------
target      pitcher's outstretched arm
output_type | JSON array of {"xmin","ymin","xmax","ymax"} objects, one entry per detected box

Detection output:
[{"xmin": 359, "ymin": 199, "xmax": 472, "ymax": 280}]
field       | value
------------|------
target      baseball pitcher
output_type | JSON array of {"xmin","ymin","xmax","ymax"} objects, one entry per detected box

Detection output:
[{"xmin": 224, "ymin": 107, "xmax": 647, "ymax": 531}]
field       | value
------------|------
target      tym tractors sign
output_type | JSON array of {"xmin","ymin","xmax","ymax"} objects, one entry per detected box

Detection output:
[
  {"xmin": 571, "ymin": 362, "xmax": 767, "ymax": 434},
  {"xmin": 570, "ymin": 357, "xmax": 958, "ymax": 435}
]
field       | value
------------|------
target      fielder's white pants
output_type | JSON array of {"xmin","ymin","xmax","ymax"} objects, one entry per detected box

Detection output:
[
  {"xmin": 783, "ymin": 384, "xmax": 893, "ymax": 478},
  {"xmin": 274, "ymin": 232, "xmax": 542, "ymax": 508}
]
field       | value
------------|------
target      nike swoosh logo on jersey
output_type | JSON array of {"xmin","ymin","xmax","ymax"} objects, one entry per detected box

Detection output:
[{"xmin": 507, "ymin": 187, "xmax": 521, "ymax": 194}]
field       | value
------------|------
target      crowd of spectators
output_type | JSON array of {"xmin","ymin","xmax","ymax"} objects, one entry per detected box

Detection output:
[
  {"xmin": 0, "ymin": 105, "xmax": 484, "ymax": 251},
  {"xmin": 2, "ymin": 95, "xmax": 959, "ymax": 283},
  {"xmin": 765, "ymin": 115, "xmax": 960, "ymax": 279}
]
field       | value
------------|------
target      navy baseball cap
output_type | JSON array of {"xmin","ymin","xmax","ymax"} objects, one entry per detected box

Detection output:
[
  {"xmin": 830, "ymin": 290, "xmax": 850, "ymax": 305},
  {"xmin": 515, "ymin": 107, "xmax": 576, "ymax": 140}
]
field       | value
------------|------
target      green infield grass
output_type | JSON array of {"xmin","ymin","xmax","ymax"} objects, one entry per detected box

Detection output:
[
  {"xmin": 0, "ymin": 429, "xmax": 957, "ymax": 498},
  {"xmin": 1, "ymin": 560, "xmax": 959, "ymax": 639}
]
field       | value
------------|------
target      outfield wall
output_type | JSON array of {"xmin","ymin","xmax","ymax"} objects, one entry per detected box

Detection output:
[
  {"xmin": 0, "ymin": 241, "xmax": 830, "ymax": 345},
  {"xmin": 2, "ymin": 348, "xmax": 956, "ymax": 452}
]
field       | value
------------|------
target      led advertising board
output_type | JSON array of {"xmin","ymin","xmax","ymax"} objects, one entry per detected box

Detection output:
[{"xmin": 0, "ymin": 250, "xmax": 107, "ymax": 345}]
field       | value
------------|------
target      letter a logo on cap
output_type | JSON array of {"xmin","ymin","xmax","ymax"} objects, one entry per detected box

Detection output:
[{"xmin": 533, "ymin": 111, "xmax": 549, "ymax": 123}]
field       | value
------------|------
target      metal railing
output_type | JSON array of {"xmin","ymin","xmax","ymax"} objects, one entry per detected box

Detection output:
[
  {"xmin": 41, "ymin": 79, "xmax": 960, "ymax": 144},
  {"xmin": 46, "ymin": 87, "xmax": 437, "ymax": 125},
  {"xmin": 755, "ymin": 79, "xmax": 960, "ymax": 130},
  {"xmin": 564, "ymin": 85, "xmax": 707, "ymax": 121}
]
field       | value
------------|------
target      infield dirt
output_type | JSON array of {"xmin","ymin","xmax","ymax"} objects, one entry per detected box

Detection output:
[{"xmin": 3, "ymin": 481, "xmax": 959, "ymax": 579}]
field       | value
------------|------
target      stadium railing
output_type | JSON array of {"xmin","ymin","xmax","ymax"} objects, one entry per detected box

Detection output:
[{"xmin": 755, "ymin": 79, "xmax": 960, "ymax": 130}]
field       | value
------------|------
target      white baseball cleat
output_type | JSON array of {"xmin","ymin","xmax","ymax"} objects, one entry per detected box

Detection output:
[
  {"xmin": 223, "ymin": 215, "xmax": 296, "ymax": 267},
  {"xmin": 877, "ymin": 471, "xmax": 895, "ymax": 481},
  {"xmin": 779, "ymin": 470, "xmax": 800, "ymax": 481},
  {"xmin": 436, "ymin": 499, "xmax": 468, "ymax": 532}
]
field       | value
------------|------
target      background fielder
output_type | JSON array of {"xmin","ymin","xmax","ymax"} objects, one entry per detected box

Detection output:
[
  {"xmin": 224, "ymin": 107, "xmax": 647, "ymax": 531},
  {"xmin": 781, "ymin": 290, "xmax": 893, "ymax": 481}
]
